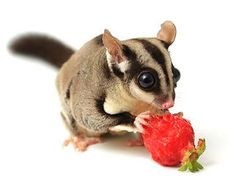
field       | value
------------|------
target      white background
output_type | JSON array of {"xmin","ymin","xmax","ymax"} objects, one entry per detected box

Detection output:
[{"xmin": 0, "ymin": 0, "xmax": 236, "ymax": 179}]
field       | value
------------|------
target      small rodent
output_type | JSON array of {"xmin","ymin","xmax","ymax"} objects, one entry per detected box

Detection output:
[{"xmin": 10, "ymin": 21, "xmax": 181, "ymax": 151}]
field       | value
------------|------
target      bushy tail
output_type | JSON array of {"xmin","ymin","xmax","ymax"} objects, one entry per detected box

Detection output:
[{"xmin": 9, "ymin": 34, "xmax": 74, "ymax": 68}]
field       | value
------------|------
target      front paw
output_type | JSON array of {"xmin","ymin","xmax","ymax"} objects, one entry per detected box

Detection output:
[{"xmin": 134, "ymin": 111, "xmax": 153, "ymax": 133}]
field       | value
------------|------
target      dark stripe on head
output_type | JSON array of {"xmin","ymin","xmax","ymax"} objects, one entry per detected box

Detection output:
[
  {"xmin": 160, "ymin": 40, "xmax": 170, "ymax": 49},
  {"xmin": 135, "ymin": 39, "xmax": 170, "ymax": 86},
  {"xmin": 122, "ymin": 44, "xmax": 137, "ymax": 61},
  {"xmin": 122, "ymin": 44, "xmax": 141, "ymax": 81},
  {"xmin": 109, "ymin": 44, "xmax": 137, "ymax": 79},
  {"xmin": 124, "ymin": 60, "xmax": 143, "ymax": 82},
  {"xmin": 111, "ymin": 64, "xmax": 124, "ymax": 78}
]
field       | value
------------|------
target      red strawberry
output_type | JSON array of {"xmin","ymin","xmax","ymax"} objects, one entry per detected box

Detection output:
[{"xmin": 140, "ymin": 112, "xmax": 206, "ymax": 172}]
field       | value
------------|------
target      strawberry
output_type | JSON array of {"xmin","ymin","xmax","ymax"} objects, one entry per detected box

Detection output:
[{"xmin": 141, "ymin": 113, "xmax": 206, "ymax": 172}]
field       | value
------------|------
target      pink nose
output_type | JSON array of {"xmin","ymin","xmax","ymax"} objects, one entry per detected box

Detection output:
[{"xmin": 161, "ymin": 99, "xmax": 174, "ymax": 109}]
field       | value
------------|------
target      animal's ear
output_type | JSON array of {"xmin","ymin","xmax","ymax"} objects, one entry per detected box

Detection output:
[
  {"xmin": 157, "ymin": 21, "xmax": 176, "ymax": 48},
  {"xmin": 102, "ymin": 29, "xmax": 124, "ymax": 63}
]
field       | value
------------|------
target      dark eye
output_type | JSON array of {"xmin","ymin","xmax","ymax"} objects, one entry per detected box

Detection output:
[
  {"xmin": 138, "ymin": 71, "xmax": 156, "ymax": 89},
  {"xmin": 173, "ymin": 68, "xmax": 181, "ymax": 82}
]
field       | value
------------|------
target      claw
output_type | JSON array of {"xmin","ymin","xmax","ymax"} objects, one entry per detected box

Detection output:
[
  {"xmin": 134, "ymin": 111, "xmax": 152, "ymax": 133},
  {"xmin": 64, "ymin": 133, "xmax": 102, "ymax": 151}
]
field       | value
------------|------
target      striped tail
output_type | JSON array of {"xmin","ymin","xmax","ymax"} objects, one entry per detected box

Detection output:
[{"xmin": 9, "ymin": 33, "xmax": 74, "ymax": 68}]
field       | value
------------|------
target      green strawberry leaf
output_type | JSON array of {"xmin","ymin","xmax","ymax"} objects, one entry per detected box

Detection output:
[
  {"xmin": 178, "ymin": 164, "xmax": 188, "ymax": 171},
  {"xmin": 195, "ymin": 161, "xmax": 204, "ymax": 169},
  {"xmin": 179, "ymin": 139, "xmax": 206, "ymax": 173}
]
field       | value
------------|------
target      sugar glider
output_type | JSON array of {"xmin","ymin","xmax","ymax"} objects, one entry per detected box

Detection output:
[{"xmin": 10, "ymin": 21, "xmax": 181, "ymax": 151}]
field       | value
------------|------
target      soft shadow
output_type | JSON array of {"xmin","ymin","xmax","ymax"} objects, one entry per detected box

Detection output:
[{"xmin": 97, "ymin": 133, "xmax": 150, "ymax": 158}]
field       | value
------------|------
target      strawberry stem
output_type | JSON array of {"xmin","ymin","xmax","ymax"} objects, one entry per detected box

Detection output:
[{"xmin": 178, "ymin": 139, "xmax": 206, "ymax": 172}]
